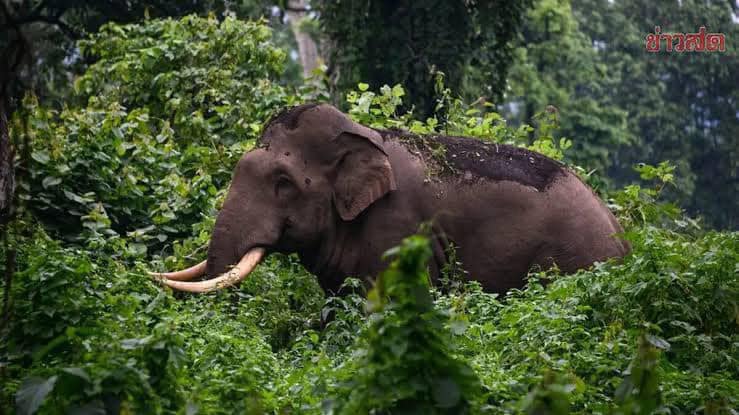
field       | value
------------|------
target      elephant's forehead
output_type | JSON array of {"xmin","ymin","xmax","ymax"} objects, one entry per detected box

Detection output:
[
  {"xmin": 266, "ymin": 128, "xmax": 330, "ymax": 146},
  {"xmin": 261, "ymin": 104, "xmax": 357, "ymax": 145},
  {"xmin": 261, "ymin": 131, "xmax": 331, "ymax": 158},
  {"xmin": 264, "ymin": 120, "xmax": 342, "ymax": 145},
  {"xmin": 260, "ymin": 127, "xmax": 342, "ymax": 164},
  {"xmin": 252, "ymin": 134, "xmax": 333, "ymax": 168}
]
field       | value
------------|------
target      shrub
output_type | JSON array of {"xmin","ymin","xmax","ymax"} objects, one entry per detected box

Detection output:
[
  {"xmin": 330, "ymin": 235, "xmax": 482, "ymax": 414},
  {"xmin": 13, "ymin": 15, "xmax": 291, "ymax": 259}
]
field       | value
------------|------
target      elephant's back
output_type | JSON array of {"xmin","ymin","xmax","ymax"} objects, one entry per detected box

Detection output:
[
  {"xmin": 434, "ymin": 134, "xmax": 567, "ymax": 192},
  {"xmin": 378, "ymin": 130, "xmax": 628, "ymax": 284},
  {"xmin": 380, "ymin": 129, "xmax": 568, "ymax": 192}
]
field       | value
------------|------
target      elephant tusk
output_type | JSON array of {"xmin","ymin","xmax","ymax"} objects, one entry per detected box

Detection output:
[
  {"xmin": 148, "ymin": 260, "xmax": 207, "ymax": 281},
  {"xmin": 160, "ymin": 248, "xmax": 265, "ymax": 293}
]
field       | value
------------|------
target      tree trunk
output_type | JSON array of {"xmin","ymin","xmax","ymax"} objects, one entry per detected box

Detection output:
[
  {"xmin": 0, "ymin": 98, "xmax": 14, "ymax": 332},
  {"xmin": 0, "ymin": 99, "xmax": 14, "ymax": 224},
  {"xmin": 286, "ymin": 0, "xmax": 319, "ymax": 79}
]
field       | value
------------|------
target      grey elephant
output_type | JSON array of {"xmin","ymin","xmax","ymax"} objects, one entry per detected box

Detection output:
[{"xmin": 152, "ymin": 104, "xmax": 629, "ymax": 294}]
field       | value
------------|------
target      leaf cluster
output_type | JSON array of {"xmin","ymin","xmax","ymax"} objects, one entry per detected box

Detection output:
[
  {"xmin": 330, "ymin": 235, "xmax": 482, "ymax": 414},
  {"xmin": 11, "ymin": 15, "xmax": 291, "ymax": 259}
]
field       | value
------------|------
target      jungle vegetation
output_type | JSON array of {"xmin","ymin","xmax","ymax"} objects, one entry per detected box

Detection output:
[{"xmin": 0, "ymin": 1, "xmax": 737, "ymax": 414}]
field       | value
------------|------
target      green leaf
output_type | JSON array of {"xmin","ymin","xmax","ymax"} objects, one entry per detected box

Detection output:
[
  {"xmin": 112, "ymin": 127, "xmax": 124, "ymax": 140},
  {"xmin": 63, "ymin": 190, "xmax": 89, "ymax": 204},
  {"xmin": 31, "ymin": 151, "xmax": 50, "ymax": 164},
  {"xmin": 449, "ymin": 319, "xmax": 468, "ymax": 335},
  {"xmin": 358, "ymin": 82, "xmax": 369, "ymax": 91},
  {"xmin": 61, "ymin": 367, "xmax": 91, "ymax": 382},
  {"xmin": 644, "ymin": 334, "xmax": 670, "ymax": 350},
  {"xmin": 42, "ymin": 176, "xmax": 62, "ymax": 189},
  {"xmin": 121, "ymin": 336, "xmax": 151, "ymax": 350},
  {"xmin": 16, "ymin": 376, "xmax": 57, "ymax": 415}
]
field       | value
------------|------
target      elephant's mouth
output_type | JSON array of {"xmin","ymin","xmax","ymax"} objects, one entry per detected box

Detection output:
[{"xmin": 149, "ymin": 247, "xmax": 266, "ymax": 293}]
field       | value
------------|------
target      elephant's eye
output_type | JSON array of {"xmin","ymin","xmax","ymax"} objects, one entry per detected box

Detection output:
[{"xmin": 275, "ymin": 176, "xmax": 297, "ymax": 199}]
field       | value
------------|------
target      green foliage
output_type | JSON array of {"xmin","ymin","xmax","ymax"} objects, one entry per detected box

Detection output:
[
  {"xmin": 344, "ymin": 81, "xmax": 572, "ymax": 163},
  {"xmin": 505, "ymin": 0, "xmax": 632, "ymax": 176},
  {"xmin": 506, "ymin": 0, "xmax": 739, "ymax": 228},
  {"xmin": 15, "ymin": 376, "xmax": 57, "ymax": 415},
  {"xmin": 12, "ymin": 15, "xmax": 291, "ymax": 257},
  {"xmin": 317, "ymin": 0, "xmax": 532, "ymax": 116},
  {"xmin": 438, "ymin": 224, "xmax": 737, "ymax": 414},
  {"xmin": 519, "ymin": 370, "xmax": 577, "ymax": 415},
  {"xmin": 4, "ymin": 207, "xmax": 736, "ymax": 413},
  {"xmin": 1, "ymin": 219, "xmax": 324, "ymax": 413},
  {"xmin": 331, "ymin": 235, "xmax": 481, "ymax": 414},
  {"xmin": 612, "ymin": 335, "xmax": 662, "ymax": 415},
  {"xmin": 2, "ymin": 14, "xmax": 737, "ymax": 415},
  {"xmin": 610, "ymin": 161, "xmax": 683, "ymax": 229}
]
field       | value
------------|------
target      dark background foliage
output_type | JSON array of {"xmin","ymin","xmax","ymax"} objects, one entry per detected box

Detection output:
[
  {"xmin": 3, "ymin": 0, "xmax": 736, "ymax": 228},
  {"xmin": 505, "ymin": 0, "xmax": 738, "ymax": 229},
  {"xmin": 317, "ymin": 0, "xmax": 532, "ymax": 117}
]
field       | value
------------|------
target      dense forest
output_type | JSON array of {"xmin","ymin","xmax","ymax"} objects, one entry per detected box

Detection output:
[{"xmin": 0, "ymin": 1, "xmax": 737, "ymax": 414}]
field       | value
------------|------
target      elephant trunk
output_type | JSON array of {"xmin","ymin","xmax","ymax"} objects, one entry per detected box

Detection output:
[{"xmin": 204, "ymin": 202, "xmax": 254, "ymax": 278}]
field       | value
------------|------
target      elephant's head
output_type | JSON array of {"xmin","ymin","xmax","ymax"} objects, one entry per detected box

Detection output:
[{"xmin": 151, "ymin": 104, "xmax": 397, "ymax": 292}]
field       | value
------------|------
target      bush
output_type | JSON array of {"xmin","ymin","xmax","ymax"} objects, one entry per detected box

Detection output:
[
  {"xmin": 439, "ymin": 225, "xmax": 738, "ymax": 414},
  {"xmin": 330, "ymin": 235, "xmax": 481, "ymax": 414},
  {"xmin": 2, "ymin": 14, "xmax": 736, "ymax": 414},
  {"xmin": 13, "ymin": 15, "xmax": 291, "ymax": 259}
]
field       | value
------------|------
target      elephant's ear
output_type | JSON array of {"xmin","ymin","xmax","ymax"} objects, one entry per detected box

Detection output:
[{"xmin": 332, "ymin": 129, "xmax": 396, "ymax": 221}]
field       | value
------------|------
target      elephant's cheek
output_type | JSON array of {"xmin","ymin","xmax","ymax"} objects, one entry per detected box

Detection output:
[
  {"xmin": 311, "ymin": 203, "xmax": 330, "ymax": 231},
  {"xmin": 281, "ymin": 206, "xmax": 327, "ymax": 251}
]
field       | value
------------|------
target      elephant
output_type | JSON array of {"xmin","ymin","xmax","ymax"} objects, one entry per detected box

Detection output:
[{"xmin": 151, "ymin": 103, "xmax": 629, "ymax": 295}]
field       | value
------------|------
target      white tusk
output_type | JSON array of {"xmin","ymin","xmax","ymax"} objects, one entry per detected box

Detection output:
[
  {"xmin": 160, "ymin": 248, "xmax": 265, "ymax": 293},
  {"xmin": 148, "ymin": 260, "xmax": 207, "ymax": 281}
]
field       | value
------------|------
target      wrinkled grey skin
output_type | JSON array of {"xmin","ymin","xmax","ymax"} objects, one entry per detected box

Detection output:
[{"xmin": 205, "ymin": 103, "xmax": 629, "ymax": 295}]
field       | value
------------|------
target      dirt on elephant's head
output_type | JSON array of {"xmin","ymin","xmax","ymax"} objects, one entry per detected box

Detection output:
[
  {"xmin": 381, "ymin": 128, "xmax": 567, "ymax": 191},
  {"xmin": 261, "ymin": 103, "xmax": 321, "ymax": 136}
]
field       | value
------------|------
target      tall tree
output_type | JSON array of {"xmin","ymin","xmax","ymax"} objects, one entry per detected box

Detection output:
[
  {"xmin": 505, "ymin": 0, "xmax": 738, "ymax": 228},
  {"xmin": 0, "ymin": 1, "xmax": 273, "ymax": 113},
  {"xmin": 317, "ymin": 0, "xmax": 532, "ymax": 117},
  {"xmin": 286, "ymin": 0, "xmax": 320, "ymax": 79},
  {"xmin": 0, "ymin": 98, "xmax": 13, "ymax": 224},
  {"xmin": 1, "ymin": 1, "xmax": 213, "ymax": 209},
  {"xmin": 574, "ymin": 0, "xmax": 738, "ymax": 228},
  {"xmin": 0, "ymin": 0, "xmax": 281, "ymax": 221},
  {"xmin": 504, "ymin": 0, "xmax": 632, "ymax": 177}
]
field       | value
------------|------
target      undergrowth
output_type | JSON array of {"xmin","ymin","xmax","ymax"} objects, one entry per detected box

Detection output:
[{"xmin": 1, "ymin": 15, "xmax": 736, "ymax": 414}]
